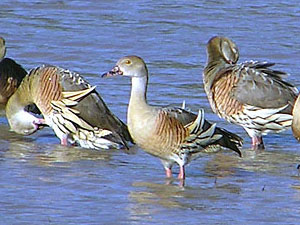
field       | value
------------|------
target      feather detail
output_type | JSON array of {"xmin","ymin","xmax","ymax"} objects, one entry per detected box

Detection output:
[
  {"xmin": 6, "ymin": 65, "xmax": 131, "ymax": 149},
  {"xmin": 70, "ymin": 128, "xmax": 123, "ymax": 150},
  {"xmin": 181, "ymin": 110, "xmax": 224, "ymax": 152},
  {"xmin": 50, "ymin": 88, "xmax": 96, "ymax": 131},
  {"xmin": 62, "ymin": 86, "xmax": 96, "ymax": 101},
  {"xmin": 203, "ymin": 36, "xmax": 297, "ymax": 148}
]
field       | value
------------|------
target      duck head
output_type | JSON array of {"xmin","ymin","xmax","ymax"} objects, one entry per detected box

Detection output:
[
  {"xmin": 102, "ymin": 55, "xmax": 148, "ymax": 78},
  {"xmin": 206, "ymin": 36, "xmax": 239, "ymax": 65}
]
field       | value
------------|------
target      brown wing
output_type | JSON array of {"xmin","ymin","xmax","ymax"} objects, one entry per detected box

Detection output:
[
  {"xmin": 57, "ymin": 67, "xmax": 133, "ymax": 144},
  {"xmin": 24, "ymin": 65, "xmax": 132, "ymax": 148},
  {"xmin": 162, "ymin": 107, "xmax": 242, "ymax": 155},
  {"xmin": 232, "ymin": 62, "xmax": 297, "ymax": 112}
]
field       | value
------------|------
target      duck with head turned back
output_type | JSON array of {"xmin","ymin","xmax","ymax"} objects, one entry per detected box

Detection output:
[
  {"xmin": 102, "ymin": 55, "xmax": 242, "ymax": 185},
  {"xmin": 203, "ymin": 36, "xmax": 298, "ymax": 150},
  {"xmin": 6, "ymin": 65, "xmax": 133, "ymax": 150},
  {"xmin": 0, "ymin": 37, "xmax": 28, "ymax": 112}
]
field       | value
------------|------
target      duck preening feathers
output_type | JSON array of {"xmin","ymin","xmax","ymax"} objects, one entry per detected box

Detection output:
[
  {"xmin": 6, "ymin": 65, "xmax": 133, "ymax": 150},
  {"xmin": 203, "ymin": 36, "xmax": 298, "ymax": 149}
]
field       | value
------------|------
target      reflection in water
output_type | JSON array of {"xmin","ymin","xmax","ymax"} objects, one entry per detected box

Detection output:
[
  {"xmin": 130, "ymin": 182, "xmax": 187, "ymax": 209},
  {"xmin": 236, "ymin": 148, "xmax": 300, "ymax": 176},
  {"xmin": 3, "ymin": 140, "xmax": 114, "ymax": 166},
  {"xmin": 128, "ymin": 179, "xmax": 242, "ymax": 222},
  {"xmin": 0, "ymin": 123, "xmax": 119, "ymax": 166},
  {"xmin": 0, "ymin": 125, "xmax": 114, "ymax": 168},
  {"xmin": 204, "ymin": 147, "xmax": 300, "ymax": 178},
  {"xmin": 204, "ymin": 154, "xmax": 240, "ymax": 178},
  {"xmin": 126, "ymin": 149, "xmax": 300, "ymax": 222}
]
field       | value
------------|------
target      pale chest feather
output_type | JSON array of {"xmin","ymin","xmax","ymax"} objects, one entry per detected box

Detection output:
[{"xmin": 128, "ymin": 107, "xmax": 157, "ymax": 144}]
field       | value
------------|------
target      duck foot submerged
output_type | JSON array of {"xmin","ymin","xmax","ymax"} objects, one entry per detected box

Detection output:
[
  {"xmin": 251, "ymin": 136, "xmax": 265, "ymax": 150},
  {"xmin": 178, "ymin": 165, "xmax": 185, "ymax": 180},
  {"xmin": 164, "ymin": 167, "xmax": 185, "ymax": 186},
  {"xmin": 165, "ymin": 168, "xmax": 173, "ymax": 178},
  {"xmin": 164, "ymin": 176, "xmax": 185, "ymax": 187}
]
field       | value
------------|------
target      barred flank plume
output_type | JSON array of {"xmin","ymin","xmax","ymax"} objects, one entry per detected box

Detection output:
[
  {"xmin": 58, "ymin": 67, "xmax": 133, "ymax": 145},
  {"xmin": 49, "ymin": 84, "xmax": 126, "ymax": 149},
  {"xmin": 181, "ymin": 109, "xmax": 242, "ymax": 156},
  {"xmin": 212, "ymin": 71, "xmax": 243, "ymax": 117},
  {"xmin": 71, "ymin": 128, "xmax": 124, "ymax": 150},
  {"xmin": 231, "ymin": 104, "xmax": 293, "ymax": 135}
]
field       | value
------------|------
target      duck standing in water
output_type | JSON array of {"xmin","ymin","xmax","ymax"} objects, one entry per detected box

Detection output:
[
  {"xmin": 103, "ymin": 55, "xmax": 242, "ymax": 184},
  {"xmin": 203, "ymin": 36, "xmax": 298, "ymax": 150}
]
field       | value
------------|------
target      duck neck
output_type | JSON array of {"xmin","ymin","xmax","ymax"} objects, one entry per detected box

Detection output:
[
  {"xmin": 5, "ymin": 76, "xmax": 38, "ymax": 135},
  {"xmin": 0, "ymin": 46, "xmax": 5, "ymax": 60},
  {"xmin": 204, "ymin": 56, "xmax": 228, "ymax": 92},
  {"xmin": 129, "ymin": 75, "xmax": 148, "ymax": 109}
]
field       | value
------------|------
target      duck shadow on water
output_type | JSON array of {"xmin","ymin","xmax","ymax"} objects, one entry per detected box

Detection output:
[
  {"xmin": 125, "ymin": 149, "xmax": 300, "ymax": 221},
  {"xmin": 0, "ymin": 123, "xmax": 140, "ymax": 166},
  {"xmin": 125, "ymin": 150, "xmax": 242, "ymax": 207},
  {"xmin": 128, "ymin": 178, "xmax": 241, "ymax": 213},
  {"xmin": 126, "ymin": 141, "xmax": 300, "ymax": 201},
  {"xmin": 126, "ymin": 162, "xmax": 243, "ymax": 222},
  {"xmin": 0, "ymin": 134, "xmax": 125, "ymax": 168}
]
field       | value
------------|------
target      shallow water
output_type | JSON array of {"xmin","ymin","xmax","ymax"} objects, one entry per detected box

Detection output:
[{"xmin": 1, "ymin": 0, "xmax": 300, "ymax": 224}]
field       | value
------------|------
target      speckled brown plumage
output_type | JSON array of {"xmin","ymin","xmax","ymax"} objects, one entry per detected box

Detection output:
[
  {"xmin": 212, "ymin": 71, "xmax": 243, "ymax": 118},
  {"xmin": 203, "ymin": 36, "xmax": 298, "ymax": 149},
  {"xmin": 6, "ymin": 65, "xmax": 133, "ymax": 149}
]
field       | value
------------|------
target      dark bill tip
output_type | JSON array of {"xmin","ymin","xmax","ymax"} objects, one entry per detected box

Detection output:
[
  {"xmin": 101, "ymin": 71, "xmax": 115, "ymax": 78},
  {"xmin": 101, "ymin": 65, "xmax": 123, "ymax": 78}
]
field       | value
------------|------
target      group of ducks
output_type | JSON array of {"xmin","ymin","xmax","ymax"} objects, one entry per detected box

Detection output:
[{"xmin": 1, "ymin": 36, "xmax": 300, "ymax": 185}]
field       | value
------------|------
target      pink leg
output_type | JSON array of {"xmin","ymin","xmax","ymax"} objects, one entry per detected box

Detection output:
[
  {"xmin": 60, "ymin": 134, "xmax": 68, "ymax": 146},
  {"xmin": 165, "ymin": 168, "xmax": 173, "ymax": 178},
  {"xmin": 178, "ymin": 165, "xmax": 185, "ymax": 180},
  {"xmin": 251, "ymin": 136, "xmax": 265, "ymax": 150},
  {"xmin": 178, "ymin": 166, "xmax": 186, "ymax": 187}
]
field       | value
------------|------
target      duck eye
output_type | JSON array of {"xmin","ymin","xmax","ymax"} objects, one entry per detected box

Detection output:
[{"xmin": 125, "ymin": 60, "xmax": 131, "ymax": 65}]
